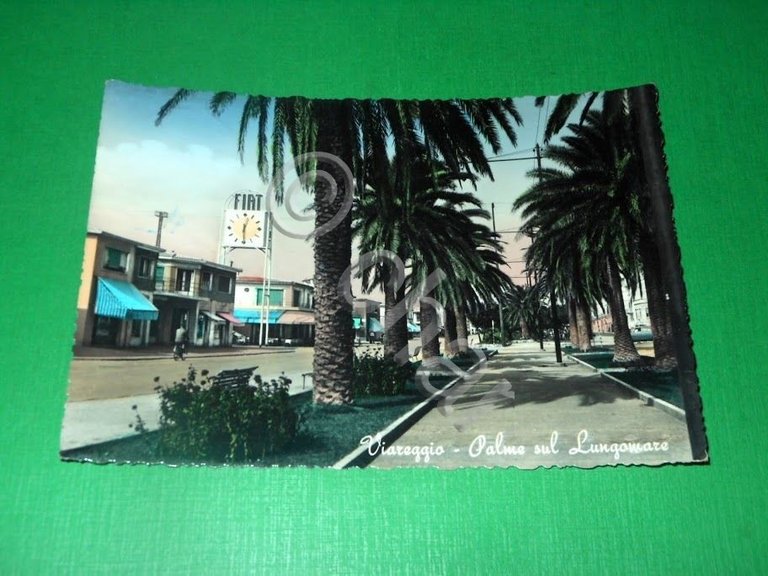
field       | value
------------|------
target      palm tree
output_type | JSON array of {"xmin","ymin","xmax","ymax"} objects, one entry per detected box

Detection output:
[
  {"xmin": 514, "ymin": 109, "xmax": 643, "ymax": 363},
  {"xmin": 353, "ymin": 155, "xmax": 478, "ymax": 362},
  {"xmin": 354, "ymin": 146, "xmax": 513, "ymax": 366},
  {"xmin": 159, "ymin": 93, "xmax": 524, "ymax": 404},
  {"xmin": 444, "ymin": 231, "xmax": 512, "ymax": 355},
  {"xmin": 504, "ymin": 282, "xmax": 544, "ymax": 340},
  {"xmin": 536, "ymin": 89, "xmax": 677, "ymax": 366}
]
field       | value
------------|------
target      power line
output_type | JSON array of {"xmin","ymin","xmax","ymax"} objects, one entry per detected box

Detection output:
[{"xmin": 487, "ymin": 148, "xmax": 535, "ymax": 160}]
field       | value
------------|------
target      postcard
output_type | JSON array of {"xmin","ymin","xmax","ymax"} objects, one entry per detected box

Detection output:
[{"xmin": 61, "ymin": 80, "xmax": 707, "ymax": 469}]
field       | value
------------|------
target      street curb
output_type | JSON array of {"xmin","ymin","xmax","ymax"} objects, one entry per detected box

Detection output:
[
  {"xmin": 72, "ymin": 348, "xmax": 296, "ymax": 362},
  {"xmin": 600, "ymin": 371, "xmax": 686, "ymax": 421},
  {"xmin": 566, "ymin": 354, "xmax": 686, "ymax": 421},
  {"xmin": 332, "ymin": 353, "xmax": 491, "ymax": 470}
]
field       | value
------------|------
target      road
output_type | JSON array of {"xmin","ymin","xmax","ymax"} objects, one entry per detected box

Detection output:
[
  {"xmin": 61, "ymin": 339, "xmax": 426, "ymax": 450},
  {"xmin": 67, "ymin": 348, "xmax": 315, "ymax": 401}
]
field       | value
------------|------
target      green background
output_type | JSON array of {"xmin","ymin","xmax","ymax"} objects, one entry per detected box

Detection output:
[{"xmin": 1, "ymin": 1, "xmax": 766, "ymax": 573}]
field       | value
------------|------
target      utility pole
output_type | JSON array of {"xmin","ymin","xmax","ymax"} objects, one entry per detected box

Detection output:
[
  {"xmin": 487, "ymin": 148, "xmax": 562, "ymax": 361},
  {"xmin": 534, "ymin": 144, "xmax": 562, "ymax": 363},
  {"xmin": 491, "ymin": 202, "xmax": 505, "ymax": 345},
  {"xmin": 154, "ymin": 211, "xmax": 168, "ymax": 248}
]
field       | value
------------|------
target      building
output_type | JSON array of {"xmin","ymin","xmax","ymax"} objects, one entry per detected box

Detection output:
[
  {"xmin": 234, "ymin": 276, "xmax": 315, "ymax": 345},
  {"xmin": 153, "ymin": 255, "xmax": 241, "ymax": 347},
  {"xmin": 591, "ymin": 277, "xmax": 651, "ymax": 334},
  {"xmin": 75, "ymin": 231, "xmax": 163, "ymax": 348},
  {"xmin": 354, "ymin": 298, "xmax": 384, "ymax": 343}
]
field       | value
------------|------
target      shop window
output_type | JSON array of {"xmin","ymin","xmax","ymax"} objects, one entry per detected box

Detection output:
[{"xmin": 197, "ymin": 314, "xmax": 205, "ymax": 339}]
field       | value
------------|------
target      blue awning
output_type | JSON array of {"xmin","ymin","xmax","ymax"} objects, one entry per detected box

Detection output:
[
  {"xmin": 367, "ymin": 317, "xmax": 384, "ymax": 333},
  {"xmin": 407, "ymin": 322, "xmax": 420, "ymax": 333},
  {"xmin": 353, "ymin": 316, "xmax": 363, "ymax": 330},
  {"xmin": 95, "ymin": 278, "xmax": 158, "ymax": 321},
  {"xmin": 234, "ymin": 309, "xmax": 283, "ymax": 324}
]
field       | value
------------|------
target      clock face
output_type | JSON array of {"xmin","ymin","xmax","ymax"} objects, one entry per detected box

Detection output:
[{"xmin": 223, "ymin": 209, "xmax": 265, "ymax": 248}]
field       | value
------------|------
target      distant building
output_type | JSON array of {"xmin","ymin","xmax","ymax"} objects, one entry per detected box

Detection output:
[
  {"xmin": 354, "ymin": 298, "xmax": 383, "ymax": 343},
  {"xmin": 591, "ymin": 277, "xmax": 651, "ymax": 334},
  {"xmin": 75, "ymin": 231, "xmax": 163, "ymax": 348},
  {"xmin": 234, "ymin": 276, "xmax": 315, "ymax": 345},
  {"xmin": 153, "ymin": 255, "xmax": 241, "ymax": 347}
]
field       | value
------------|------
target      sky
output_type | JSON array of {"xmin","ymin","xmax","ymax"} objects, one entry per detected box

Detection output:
[{"xmin": 88, "ymin": 80, "xmax": 584, "ymax": 292}]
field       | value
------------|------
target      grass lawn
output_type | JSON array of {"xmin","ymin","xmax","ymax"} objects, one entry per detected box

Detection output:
[
  {"xmin": 571, "ymin": 352, "xmax": 683, "ymax": 409},
  {"xmin": 609, "ymin": 370, "xmax": 683, "ymax": 409}
]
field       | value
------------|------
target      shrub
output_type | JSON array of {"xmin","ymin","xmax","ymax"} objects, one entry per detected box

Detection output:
[
  {"xmin": 146, "ymin": 366, "xmax": 298, "ymax": 463},
  {"xmin": 353, "ymin": 351, "xmax": 416, "ymax": 396}
]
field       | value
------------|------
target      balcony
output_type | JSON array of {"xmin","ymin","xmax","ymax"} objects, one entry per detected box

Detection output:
[{"xmin": 154, "ymin": 277, "xmax": 234, "ymax": 303}]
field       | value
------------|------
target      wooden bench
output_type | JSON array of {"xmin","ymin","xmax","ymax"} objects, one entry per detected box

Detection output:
[{"xmin": 211, "ymin": 367, "xmax": 258, "ymax": 388}]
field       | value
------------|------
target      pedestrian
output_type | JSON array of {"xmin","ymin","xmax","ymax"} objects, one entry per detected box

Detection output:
[{"xmin": 173, "ymin": 324, "xmax": 188, "ymax": 361}]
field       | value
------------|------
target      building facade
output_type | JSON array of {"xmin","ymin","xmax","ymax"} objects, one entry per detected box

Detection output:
[
  {"xmin": 153, "ymin": 255, "xmax": 241, "ymax": 347},
  {"xmin": 591, "ymin": 277, "xmax": 651, "ymax": 334},
  {"xmin": 354, "ymin": 298, "xmax": 384, "ymax": 343},
  {"xmin": 75, "ymin": 231, "xmax": 162, "ymax": 348},
  {"xmin": 234, "ymin": 276, "xmax": 315, "ymax": 345}
]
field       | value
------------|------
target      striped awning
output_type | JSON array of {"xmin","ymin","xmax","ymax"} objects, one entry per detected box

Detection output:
[
  {"xmin": 217, "ymin": 312, "xmax": 243, "ymax": 326},
  {"xmin": 95, "ymin": 278, "xmax": 158, "ymax": 321},
  {"xmin": 278, "ymin": 310, "xmax": 315, "ymax": 325},
  {"xmin": 201, "ymin": 311, "xmax": 225, "ymax": 323},
  {"xmin": 234, "ymin": 309, "xmax": 283, "ymax": 324}
]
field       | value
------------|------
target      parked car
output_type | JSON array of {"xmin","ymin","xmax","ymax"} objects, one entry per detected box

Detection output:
[
  {"xmin": 631, "ymin": 327, "xmax": 654, "ymax": 342},
  {"xmin": 232, "ymin": 332, "xmax": 249, "ymax": 345}
]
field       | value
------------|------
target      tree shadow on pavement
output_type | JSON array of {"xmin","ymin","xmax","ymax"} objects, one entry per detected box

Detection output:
[{"xmin": 443, "ymin": 366, "xmax": 634, "ymax": 413}]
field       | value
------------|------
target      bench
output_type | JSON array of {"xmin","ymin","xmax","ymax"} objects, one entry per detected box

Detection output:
[
  {"xmin": 211, "ymin": 367, "xmax": 258, "ymax": 388},
  {"xmin": 302, "ymin": 372, "xmax": 313, "ymax": 389}
]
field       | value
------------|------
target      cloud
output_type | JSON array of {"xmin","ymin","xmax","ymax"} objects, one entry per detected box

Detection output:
[{"xmin": 88, "ymin": 139, "xmax": 315, "ymax": 280}]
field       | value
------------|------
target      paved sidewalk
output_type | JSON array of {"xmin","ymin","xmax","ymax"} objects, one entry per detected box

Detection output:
[
  {"xmin": 369, "ymin": 342, "xmax": 692, "ymax": 469},
  {"xmin": 72, "ymin": 344, "xmax": 297, "ymax": 362}
]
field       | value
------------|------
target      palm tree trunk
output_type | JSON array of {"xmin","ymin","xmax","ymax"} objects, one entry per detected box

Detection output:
[
  {"xmin": 383, "ymin": 273, "xmax": 409, "ymax": 363},
  {"xmin": 419, "ymin": 298, "xmax": 441, "ymax": 363},
  {"xmin": 639, "ymin": 239, "xmax": 677, "ymax": 368},
  {"xmin": 455, "ymin": 302, "xmax": 470, "ymax": 353},
  {"xmin": 312, "ymin": 114, "xmax": 354, "ymax": 405},
  {"xmin": 574, "ymin": 298, "xmax": 592, "ymax": 352},
  {"xmin": 606, "ymin": 257, "xmax": 642, "ymax": 364},
  {"xmin": 568, "ymin": 295, "xmax": 579, "ymax": 347},
  {"xmin": 520, "ymin": 318, "xmax": 531, "ymax": 340},
  {"xmin": 444, "ymin": 306, "xmax": 458, "ymax": 355}
]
